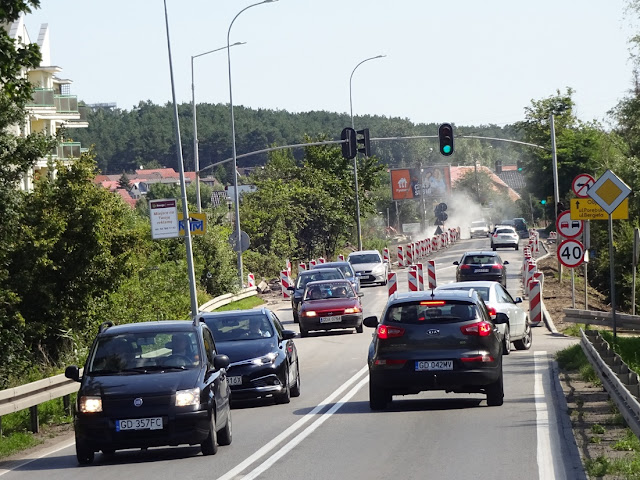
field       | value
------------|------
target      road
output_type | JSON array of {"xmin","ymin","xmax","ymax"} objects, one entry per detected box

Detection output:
[{"xmin": 0, "ymin": 236, "xmax": 584, "ymax": 480}]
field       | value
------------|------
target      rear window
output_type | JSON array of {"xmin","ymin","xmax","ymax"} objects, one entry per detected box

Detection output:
[
  {"xmin": 439, "ymin": 286, "xmax": 490, "ymax": 302},
  {"xmin": 462, "ymin": 255, "xmax": 499, "ymax": 265},
  {"xmin": 471, "ymin": 221, "xmax": 487, "ymax": 227},
  {"xmin": 296, "ymin": 271, "xmax": 342, "ymax": 288},
  {"xmin": 304, "ymin": 282, "xmax": 355, "ymax": 300},
  {"xmin": 384, "ymin": 301, "xmax": 478, "ymax": 324},
  {"xmin": 496, "ymin": 228, "xmax": 515, "ymax": 234}
]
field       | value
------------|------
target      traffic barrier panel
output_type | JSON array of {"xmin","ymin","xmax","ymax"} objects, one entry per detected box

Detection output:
[
  {"xmin": 529, "ymin": 280, "xmax": 542, "ymax": 324},
  {"xmin": 247, "ymin": 272, "xmax": 255, "ymax": 288},
  {"xmin": 408, "ymin": 266, "xmax": 419, "ymax": 291},
  {"xmin": 309, "ymin": 259, "xmax": 317, "ymax": 267},
  {"xmin": 549, "ymin": 232, "xmax": 557, "ymax": 241},
  {"xmin": 338, "ymin": 254, "xmax": 345, "ymax": 261},
  {"xmin": 299, "ymin": 262, "xmax": 307, "ymax": 271},
  {"xmin": 406, "ymin": 244, "xmax": 413, "ymax": 265},
  {"xmin": 397, "ymin": 246, "xmax": 405, "ymax": 267},
  {"xmin": 280, "ymin": 270, "xmax": 291, "ymax": 298},
  {"xmin": 383, "ymin": 248, "xmax": 389, "ymax": 263},
  {"xmin": 427, "ymin": 260, "xmax": 437, "ymax": 289},
  {"xmin": 318, "ymin": 257, "xmax": 326, "ymax": 264},
  {"xmin": 525, "ymin": 261, "xmax": 537, "ymax": 298},
  {"xmin": 416, "ymin": 262, "xmax": 424, "ymax": 291},
  {"xmin": 387, "ymin": 272, "xmax": 397, "ymax": 297},
  {"xmin": 286, "ymin": 259, "xmax": 292, "ymax": 276}
]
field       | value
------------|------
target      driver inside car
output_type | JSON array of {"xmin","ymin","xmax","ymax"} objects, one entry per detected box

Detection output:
[{"xmin": 166, "ymin": 333, "xmax": 198, "ymax": 366}]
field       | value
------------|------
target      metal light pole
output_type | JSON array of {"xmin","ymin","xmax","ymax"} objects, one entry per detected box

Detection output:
[
  {"xmin": 227, "ymin": 0, "xmax": 277, "ymax": 287},
  {"xmin": 163, "ymin": 0, "xmax": 198, "ymax": 320},
  {"xmin": 349, "ymin": 54, "xmax": 385, "ymax": 251},
  {"xmin": 192, "ymin": 42, "xmax": 245, "ymax": 213}
]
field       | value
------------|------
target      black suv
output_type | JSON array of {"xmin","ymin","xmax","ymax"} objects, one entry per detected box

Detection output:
[
  {"xmin": 65, "ymin": 320, "xmax": 232, "ymax": 464},
  {"xmin": 364, "ymin": 289, "xmax": 505, "ymax": 410},
  {"xmin": 453, "ymin": 251, "xmax": 509, "ymax": 287}
]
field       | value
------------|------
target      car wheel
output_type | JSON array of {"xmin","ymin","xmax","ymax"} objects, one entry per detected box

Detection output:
[
  {"xmin": 201, "ymin": 413, "xmax": 218, "ymax": 455},
  {"xmin": 514, "ymin": 322, "xmax": 533, "ymax": 350},
  {"xmin": 492, "ymin": 246, "xmax": 496, "ymax": 251},
  {"xmin": 355, "ymin": 323, "xmax": 364, "ymax": 333},
  {"xmin": 274, "ymin": 367, "xmax": 291, "ymax": 404},
  {"xmin": 217, "ymin": 410, "xmax": 232, "ymax": 446},
  {"xmin": 502, "ymin": 326, "xmax": 511, "ymax": 355},
  {"xmin": 515, "ymin": 244, "xmax": 519, "ymax": 251},
  {"xmin": 76, "ymin": 440, "xmax": 94, "ymax": 465},
  {"xmin": 486, "ymin": 370, "xmax": 504, "ymax": 407},
  {"xmin": 299, "ymin": 327, "xmax": 308, "ymax": 338},
  {"xmin": 290, "ymin": 362, "xmax": 301, "ymax": 397},
  {"xmin": 369, "ymin": 381, "xmax": 391, "ymax": 410},
  {"xmin": 293, "ymin": 311, "xmax": 299, "ymax": 324}
]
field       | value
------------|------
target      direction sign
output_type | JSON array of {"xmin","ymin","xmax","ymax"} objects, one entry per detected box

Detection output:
[
  {"xmin": 572, "ymin": 173, "xmax": 595, "ymax": 198},
  {"xmin": 587, "ymin": 170, "xmax": 631, "ymax": 215},
  {"xmin": 557, "ymin": 239, "xmax": 585, "ymax": 268},
  {"xmin": 556, "ymin": 211, "xmax": 583, "ymax": 238},
  {"xmin": 570, "ymin": 198, "xmax": 629, "ymax": 220}
]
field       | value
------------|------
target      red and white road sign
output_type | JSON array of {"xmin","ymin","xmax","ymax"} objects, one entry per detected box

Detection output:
[
  {"xmin": 572, "ymin": 174, "xmax": 595, "ymax": 198},
  {"xmin": 557, "ymin": 239, "xmax": 585, "ymax": 268},
  {"xmin": 556, "ymin": 211, "xmax": 583, "ymax": 239}
]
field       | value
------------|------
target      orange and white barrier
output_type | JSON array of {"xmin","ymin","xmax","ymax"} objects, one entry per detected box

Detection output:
[
  {"xmin": 309, "ymin": 259, "xmax": 317, "ymax": 267},
  {"xmin": 337, "ymin": 254, "xmax": 345, "ymax": 261},
  {"xmin": 406, "ymin": 244, "xmax": 413, "ymax": 266},
  {"xmin": 529, "ymin": 280, "xmax": 542, "ymax": 324},
  {"xmin": 416, "ymin": 262, "xmax": 424, "ymax": 291},
  {"xmin": 286, "ymin": 259, "xmax": 292, "ymax": 277},
  {"xmin": 427, "ymin": 260, "xmax": 437, "ymax": 289},
  {"xmin": 247, "ymin": 273, "xmax": 255, "ymax": 288},
  {"xmin": 383, "ymin": 248, "xmax": 390, "ymax": 263},
  {"xmin": 397, "ymin": 246, "xmax": 405, "ymax": 267},
  {"xmin": 299, "ymin": 262, "xmax": 307, "ymax": 272},
  {"xmin": 318, "ymin": 257, "xmax": 326, "ymax": 264},
  {"xmin": 549, "ymin": 231, "xmax": 557, "ymax": 241},
  {"xmin": 387, "ymin": 272, "xmax": 397, "ymax": 296},
  {"xmin": 408, "ymin": 265, "xmax": 419, "ymax": 291},
  {"xmin": 280, "ymin": 270, "xmax": 291, "ymax": 298}
]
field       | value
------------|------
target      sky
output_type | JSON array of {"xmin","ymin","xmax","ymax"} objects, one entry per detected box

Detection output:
[{"xmin": 22, "ymin": 0, "xmax": 638, "ymax": 128}]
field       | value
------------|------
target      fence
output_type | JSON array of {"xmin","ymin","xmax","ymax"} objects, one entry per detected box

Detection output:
[
  {"xmin": 0, "ymin": 286, "xmax": 258, "ymax": 435},
  {"xmin": 564, "ymin": 308, "xmax": 640, "ymax": 331}
]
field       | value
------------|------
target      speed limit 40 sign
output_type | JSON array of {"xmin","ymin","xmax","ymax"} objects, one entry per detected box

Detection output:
[{"xmin": 557, "ymin": 239, "xmax": 585, "ymax": 268}]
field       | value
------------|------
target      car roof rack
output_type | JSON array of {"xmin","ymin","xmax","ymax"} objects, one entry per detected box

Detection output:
[{"xmin": 98, "ymin": 321, "xmax": 113, "ymax": 333}]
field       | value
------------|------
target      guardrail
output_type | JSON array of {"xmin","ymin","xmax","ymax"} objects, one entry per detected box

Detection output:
[
  {"xmin": 565, "ymin": 309, "xmax": 640, "ymax": 330},
  {"xmin": 580, "ymin": 329, "xmax": 640, "ymax": 438},
  {"xmin": 0, "ymin": 286, "xmax": 258, "ymax": 435}
]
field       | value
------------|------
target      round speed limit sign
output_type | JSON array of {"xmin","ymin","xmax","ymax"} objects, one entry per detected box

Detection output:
[{"xmin": 557, "ymin": 239, "xmax": 585, "ymax": 268}]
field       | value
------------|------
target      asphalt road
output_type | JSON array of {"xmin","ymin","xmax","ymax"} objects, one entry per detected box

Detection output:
[{"xmin": 0, "ymin": 236, "xmax": 584, "ymax": 480}]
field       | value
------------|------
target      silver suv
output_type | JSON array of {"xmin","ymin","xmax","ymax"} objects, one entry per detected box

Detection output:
[{"xmin": 347, "ymin": 250, "xmax": 389, "ymax": 286}]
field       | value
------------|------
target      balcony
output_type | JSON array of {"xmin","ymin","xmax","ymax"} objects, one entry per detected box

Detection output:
[
  {"xmin": 26, "ymin": 89, "xmax": 80, "ymax": 114},
  {"xmin": 54, "ymin": 95, "xmax": 79, "ymax": 113},
  {"xmin": 54, "ymin": 142, "xmax": 83, "ymax": 159},
  {"xmin": 27, "ymin": 88, "xmax": 54, "ymax": 107}
]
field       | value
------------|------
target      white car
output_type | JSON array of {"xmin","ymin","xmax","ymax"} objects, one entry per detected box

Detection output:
[
  {"xmin": 347, "ymin": 250, "xmax": 389, "ymax": 286},
  {"xmin": 469, "ymin": 220, "xmax": 490, "ymax": 238},
  {"xmin": 435, "ymin": 281, "xmax": 532, "ymax": 355},
  {"xmin": 491, "ymin": 226, "xmax": 519, "ymax": 250}
]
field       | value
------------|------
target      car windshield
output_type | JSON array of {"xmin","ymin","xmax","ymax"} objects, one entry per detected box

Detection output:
[
  {"xmin": 88, "ymin": 331, "xmax": 201, "ymax": 374},
  {"xmin": 296, "ymin": 271, "xmax": 342, "ymax": 289},
  {"xmin": 304, "ymin": 282, "xmax": 355, "ymax": 300},
  {"xmin": 204, "ymin": 315, "xmax": 274, "ymax": 341},
  {"xmin": 463, "ymin": 255, "xmax": 498, "ymax": 265},
  {"xmin": 349, "ymin": 254, "xmax": 381, "ymax": 264},
  {"xmin": 385, "ymin": 301, "xmax": 478, "ymax": 324}
]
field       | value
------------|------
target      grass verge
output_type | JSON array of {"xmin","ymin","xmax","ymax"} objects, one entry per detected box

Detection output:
[{"xmin": 213, "ymin": 295, "xmax": 265, "ymax": 311}]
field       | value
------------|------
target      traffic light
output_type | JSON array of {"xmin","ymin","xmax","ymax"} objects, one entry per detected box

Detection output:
[
  {"xmin": 438, "ymin": 123, "xmax": 454, "ymax": 156},
  {"xmin": 517, "ymin": 160, "xmax": 523, "ymax": 172},
  {"xmin": 356, "ymin": 128, "xmax": 371, "ymax": 157},
  {"xmin": 495, "ymin": 160, "xmax": 502, "ymax": 174},
  {"xmin": 341, "ymin": 127, "xmax": 357, "ymax": 159},
  {"xmin": 540, "ymin": 199, "xmax": 547, "ymax": 205},
  {"xmin": 434, "ymin": 202, "xmax": 448, "ymax": 223}
]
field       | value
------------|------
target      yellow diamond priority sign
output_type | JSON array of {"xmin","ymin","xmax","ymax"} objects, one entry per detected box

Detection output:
[{"xmin": 587, "ymin": 170, "xmax": 631, "ymax": 215}]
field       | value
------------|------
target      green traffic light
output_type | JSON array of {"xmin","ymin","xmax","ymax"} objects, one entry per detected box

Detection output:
[
  {"xmin": 443, "ymin": 145, "xmax": 451, "ymax": 154},
  {"xmin": 540, "ymin": 200, "xmax": 547, "ymax": 205}
]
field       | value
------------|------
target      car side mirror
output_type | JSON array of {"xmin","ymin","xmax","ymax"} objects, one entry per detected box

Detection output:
[
  {"xmin": 363, "ymin": 316, "xmax": 379, "ymax": 328},
  {"xmin": 494, "ymin": 312, "xmax": 509, "ymax": 324},
  {"xmin": 453, "ymin": 261, "xmax": 459, "ymax": 265},
  {"xmin": 503, "ymin": 260, "xmax": 509, "ymax": 265},
  {"xmin": 282, "ymin": 330, "xmax": 296, "ymax": 340},
  {"xmin": 514, "ymin": 297, "xmax": 523, "ymax": 304},
  {"xmin": 65, "ymin": 365, "xmax": 81, "ymax": 382},
  {"xmin": 213, "ymin": 354, "xmax": 230, "ymax": 371}
]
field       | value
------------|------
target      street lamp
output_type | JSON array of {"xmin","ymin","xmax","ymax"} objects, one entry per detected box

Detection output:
[
  {"xmin": 228, "ymin": 0, "xmax": 277, "ymax": 288},
  {"xmin": 192, "ymin": 42, "xmax": 245, "ymax": 213},
  {"xmin": 349, "ymin": 54, "xmax": 385, "ymax": 250}
]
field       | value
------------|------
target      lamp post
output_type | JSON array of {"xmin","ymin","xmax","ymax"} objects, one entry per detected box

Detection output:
[
  {"xmin": 192, "ymin": 42, "xmax": 245, "ymax": 213},
  {"xmin": 349, "ymin": 54, "xmax": 385, "ymax": 251},
  {"xmin": 228, "ymin": 0, "xmax": 277, "ymax": 288}
]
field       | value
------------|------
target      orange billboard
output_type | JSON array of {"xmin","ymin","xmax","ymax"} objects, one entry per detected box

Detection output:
[{"xmin": 390, "ymin": 166, "xmax": 451, "ymax": 201}]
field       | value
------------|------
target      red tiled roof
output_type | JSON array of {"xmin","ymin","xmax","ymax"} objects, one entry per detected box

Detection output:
[
  {"xmin": 449, "ymin": 166, "xmax": 520, "ymax": 201},
  {"xmin": 114, "ymin": 188, "xmax": 137, "ymax": 208},
  {"xmin": 135, "ymin": 168, "xmax": 179, "ymax": 178}
]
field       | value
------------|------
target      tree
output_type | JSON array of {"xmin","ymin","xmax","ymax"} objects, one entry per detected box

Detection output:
[{"xmin": 118, "ymin": 172, "xmax": 132, "ymax": 190}]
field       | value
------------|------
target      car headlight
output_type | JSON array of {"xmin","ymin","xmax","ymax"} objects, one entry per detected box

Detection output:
[
  {"xmin": 252, "ymin": 352, "xmax": 278, "ymax": 366},
  {"xmin": 175, "ymin": 387, "xmax": 200, "ymax": 407},
  {"xmin": 373, "ymin": 264, "xmax": 385, "ymax": 274},
  {"xmin": 79, "ymin": 396, "xmax": 103, "ymax": 413},
  {"xmin": 303, "ymin": 310, "xmax": 317, "ymax": 317},
  {"xmin": 344, "ymin": 307, "xmax": 362, "ymax": 314}
]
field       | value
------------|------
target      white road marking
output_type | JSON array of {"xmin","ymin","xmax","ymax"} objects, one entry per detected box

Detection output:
[
  {"xmin": 0, "ymin": 436, "xmax": 75, "ymax": 477},
  {"xmin": 535, "ymin": 351, "xmax": 565, "ymax": 480},
  {"xmin": 241, "ymin": 376, "xmax": 369, "ymax": 479},
  {"xmin": 216, "ymin": 365, "xmax": 368, "ymax": 480}
]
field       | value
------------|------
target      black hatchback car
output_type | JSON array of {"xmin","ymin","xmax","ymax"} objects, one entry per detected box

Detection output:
[
  {"xmin": 364, "ymin": 289, "xmax": 505, "ymax": 410},
  {"xmin": 453, "ymin": 251, "xmax": 509, "ymax": 287},
  {"xmin": 199, "ymin": 308, "xmax": 300, "ymax": 404},
  {"xmin": 65, "ymin": 320, "xmax": 232, "ymax": 464}
]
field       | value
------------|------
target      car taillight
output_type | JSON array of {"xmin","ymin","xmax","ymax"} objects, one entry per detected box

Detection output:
[
  {"xmin": 461, "ymin": 354, "xmax": 495, "ymax": 363},
  {"xmin": 486, "ymin": 306, "xmax": 497, "ymax": 318},
  {"xmin": 374, "ymin": 359, "xmax": 407, "ymax": 366},
  {"xmin": 491, "ymin": 264, "xmax": 503, "ymax": 270},
  {"xmin": 459, "ymin": 265, "xmax": 471, "ymax": 270},
  {"xmin": 460, "ymin": 321, "xmax": 492, "ymax": 337},
  {"xmin": 377, "ymin": 324, "xmax": 405, "ymax": 339}
]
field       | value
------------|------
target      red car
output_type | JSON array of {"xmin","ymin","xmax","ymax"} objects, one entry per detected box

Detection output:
[{"xmin": 298, "ymin": 279, "xmax": 364, "ymax": 337}]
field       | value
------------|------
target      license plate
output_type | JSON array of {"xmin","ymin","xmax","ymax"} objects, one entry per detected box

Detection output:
[
  {"xmin": 320, "ymin": 315, "xmax": 342, "ymax": 323},
  {"xmin": 415, "ymin": 360, "xmax": 453, "ymax": 371},
  {"xmin": 116, "ymin": 417, "xmax": 163, "ymax": 431},
  {"xmin": 474, "ymin": 268, "xmax": 489, "ymax": 273},
  {"xmin": 228, "ymin": 376, "xmax": 242, "ymax": 386}
]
